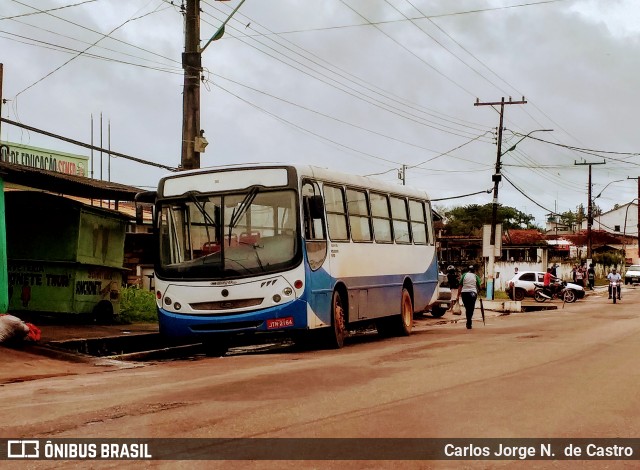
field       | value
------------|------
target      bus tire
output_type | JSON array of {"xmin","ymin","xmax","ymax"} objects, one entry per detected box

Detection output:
[
  {"xmin": 430, "ymin": 306, "xmax": 446, "ymax": 318},
  {"xmin": 92, "ymin": 300, "xmax": 115, "ymax": 325},
  {"xmin": 325, "ymin": 289, "xmax": 346, "ymax": 349},
  {"xmin": 203, "ymin": 335, "xmax": 230, "ymax": 357},
  {"xmin": 397, "ymin": 288, "xmax": 413, "ymax": 336},
  {"xmin": 376, "ymin": 288, "xmax": 414, "ymax": 337}
]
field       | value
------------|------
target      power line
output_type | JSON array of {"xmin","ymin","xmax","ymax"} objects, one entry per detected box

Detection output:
[
  {"xmin": 337, "ymin": 0, "xmax": 477, "ymax": 99},
  {"xmin": 9, "ymin": 0, "xmax": 177, "ymax": 98},
  {"xmin": 431, "ymin": 187, "xmax": 493, "ymax": 202},
  {"xmin": 1, "ymin": 0, "xmax": 98, "ymax": 20},
  {"xmin": 273, "ymin": 0, "xmax": 573, "ymax": 35},
  {"xmin": 205, "ymin": 0, "xmax": 489, "ymax": 133},
  {"xmin": 0, "ymin": 116, "xmax": 177, "ymax": 171},
  {"xmin": 200, "ymin": 8, "xmax": 487, "ymax": 140}
]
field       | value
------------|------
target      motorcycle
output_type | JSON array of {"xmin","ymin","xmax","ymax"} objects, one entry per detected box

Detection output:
[
  {"xmin": 609, "ymin": 280, "xmax": 621, "ymax": 304},
  {"xmin": 533, "ymin": 281, "xmax": 576, "ymax": 303}
]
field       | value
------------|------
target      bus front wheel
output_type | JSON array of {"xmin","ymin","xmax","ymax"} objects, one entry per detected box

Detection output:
[{"xmin": 203, "ymin": 335, "xmax": 230, "ymax": 357}]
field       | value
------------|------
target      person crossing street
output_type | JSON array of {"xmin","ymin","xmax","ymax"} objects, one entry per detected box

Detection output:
[{"xmin": 458, "ymin": 265, "xmax": 482, "ymax": 329}]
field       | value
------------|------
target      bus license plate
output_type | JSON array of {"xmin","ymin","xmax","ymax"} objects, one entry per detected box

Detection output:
[{"xmin": 266, "ymin": 317, "xmax": 294, "ymax": 329}]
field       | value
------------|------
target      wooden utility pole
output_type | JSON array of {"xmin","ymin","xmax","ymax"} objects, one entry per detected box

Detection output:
[
  {"xmin": 181, "ymin": 0, "xmax": 202, "ymax": 170},
  {"xmin": 575, "ymin": 160, "xmax": 606, "ymax": 259},
  {"xmin": 629, "ymin": 176, "xmax": 640, "ymax": 257},
  {"xmin": 474, "ymin": 97, "xmax": 526, "ymax": 297}
]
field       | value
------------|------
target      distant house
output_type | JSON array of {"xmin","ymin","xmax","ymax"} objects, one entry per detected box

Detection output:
[
  {"xmin": 582, "ymin": 202, "xmax": 638, "ymax": 238},
  {"xmin": 501, "ymin": 229, "xmax": 547, "ymax": 263}
]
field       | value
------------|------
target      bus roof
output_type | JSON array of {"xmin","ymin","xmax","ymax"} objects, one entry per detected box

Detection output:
[{"xmin": 158, "ymin": 163, "xmax": 432, "ymax": 201}]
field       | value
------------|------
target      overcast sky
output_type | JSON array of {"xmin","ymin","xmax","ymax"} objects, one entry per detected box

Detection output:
[{"xmin": 1, "ymin": 0, "xmax": 639, "ymax": 226}]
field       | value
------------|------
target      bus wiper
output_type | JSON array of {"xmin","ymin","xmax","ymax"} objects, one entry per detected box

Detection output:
[
  {"xmin": 186, "ymin": 191, "xmax": 217, "ymax": 228},
  {"xmin": 228, "ymin": 187, "xmax": 259, "ymax": 242}
]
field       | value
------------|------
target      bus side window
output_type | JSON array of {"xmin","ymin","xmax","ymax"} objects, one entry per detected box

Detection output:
[
  {"xmin": 390, "ymin": 196, "xmax": 411, "ymax": 244},
  {"xmin": 346, "ymin": 188, "xmax": 372, "ymax": 242},
  {"xmin": 370, "ymin": 192, "xmax": 392, "ymax": 243},
  {"xmin": 324, "ymin": 185, "xmax": 349, "ymax": 241},
  {"xmin": 409, "ymin": 199, "xmax": 427, "ymax": 245},
  {"xmin": 425, "ymin": 201, "xmax": 435, "ymax": 245}
]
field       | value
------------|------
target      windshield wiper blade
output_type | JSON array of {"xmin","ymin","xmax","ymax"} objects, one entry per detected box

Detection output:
[
  {"xmin": 186, "ymin": 191, "xmax": 217, "ymax": 228},
  {"xmin": 228, "ymin": 187, "xmax": 259, "ymax": 242}
]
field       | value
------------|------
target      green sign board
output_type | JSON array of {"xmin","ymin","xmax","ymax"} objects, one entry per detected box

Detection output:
[{"xmin": 0, "ymin": 141, "xmax": 89, "ymax": 176}]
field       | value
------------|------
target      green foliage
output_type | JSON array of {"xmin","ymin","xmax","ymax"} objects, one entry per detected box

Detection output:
[
  {"xmin": 119, "ymin": 286, "xmax": 157, "ymax": 323},
  {"xmin": 592, "ymin": 252, "xmax": 624, "ymax": 269},
  {"xmin": 443, "ymin": 203, "xmax": 540, "ymax": 235}
]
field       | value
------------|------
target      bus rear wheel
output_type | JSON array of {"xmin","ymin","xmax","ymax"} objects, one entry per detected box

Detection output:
[
  {"xmin": 376, "ymin": 288, "xmax": 413, "ymax": 337},
  {"xmin": 397, "ymin": 288, "xmax": 413, "ymax": 336},
  {"xmin": 325, "ymin": 290, "xmax": 346, "ymax": 349}
]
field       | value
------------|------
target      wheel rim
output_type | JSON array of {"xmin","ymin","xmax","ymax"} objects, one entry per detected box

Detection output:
[
  {"xmin": 401, "ymin": 290, "xmax": 412, "ymax": 331},
  {"xmin": 534, "ymin": 290, "xmax": 546, "ymax": 302},
  {"xmin": 333, "ymin": 292, "xmax": 346, "ymax": 344},
  {"xmin": 564, "ymin": 290, "xmax": 576, "ymax": 303},
  {"xmin": 515, "ymin": 289, "xmax": 525, "ymax": 301}
]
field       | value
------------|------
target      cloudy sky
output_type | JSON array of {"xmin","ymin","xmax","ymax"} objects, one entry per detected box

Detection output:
[{"xmin": 1, "ymin": 0, "xmax": 639, "ymax": 226}]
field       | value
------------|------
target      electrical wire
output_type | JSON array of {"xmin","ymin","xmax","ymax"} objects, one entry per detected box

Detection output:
[
  {"xmin": 203, "ymin": 0, "xmax": 489, "ymax": 133},
  {"xmin": 1, "ymin": 0, "xmax": 98, "ymax": 20}
]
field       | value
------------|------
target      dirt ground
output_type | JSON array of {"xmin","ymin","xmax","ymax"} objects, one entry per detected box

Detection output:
[{"xmin": 0, "ymin": 321, "xmax": 158, "ymax": 384}]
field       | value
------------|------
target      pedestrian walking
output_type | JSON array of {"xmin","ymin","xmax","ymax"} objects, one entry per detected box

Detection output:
[
  {"xmin": 446, "ymin": 265, "xmax": 459, "ymax": 311},
  {"xmin": 458, "ymin": 265, "xmax": 482, "ymax": 329},
  {"xmin": 575, "ymin": 266, "xmax": 585, "ymax": 288},
  {"xmin": 587, "ymin": 264, "xmax": 596, "ymax": 290}
]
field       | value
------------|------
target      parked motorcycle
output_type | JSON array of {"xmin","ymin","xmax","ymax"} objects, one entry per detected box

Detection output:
[
  {"xmin": 533, "ymin": 281, "xmax": 576, "ymax": 303},
  {"xmin": 609, "ymin": 280, "xmax": 621, "ymax": 304}
]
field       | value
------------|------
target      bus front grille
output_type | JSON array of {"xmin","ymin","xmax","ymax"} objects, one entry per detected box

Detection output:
[
  {"xmin": 189, "ymin": 298, "xmax": 264, "ymax": 311},
  {"xmin": 191, "ymin": 321, "xmax": 263, "ymax": 331}
]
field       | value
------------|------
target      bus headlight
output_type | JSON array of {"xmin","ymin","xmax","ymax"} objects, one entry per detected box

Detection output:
[
  {"xmin": 282, "ymin": 287, "xmax": 293, "ymax": 296},
  {"xmin": 272, "ymin": 294, "xmax": 282, "ymax": 303}
]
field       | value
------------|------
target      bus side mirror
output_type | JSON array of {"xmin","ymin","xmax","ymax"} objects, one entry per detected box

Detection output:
[
  {"xmin": 135, "ymin": 191, "xmax": 156, "ymax": 225},
  {"xmin": 135, "ymin": 205, "xmax": 144, "ymax": 225},
  {"xmin": 309, "ymin": 195, "xmax": 324, "ymax": 219}
]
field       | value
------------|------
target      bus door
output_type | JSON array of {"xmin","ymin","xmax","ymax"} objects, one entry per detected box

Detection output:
[{"xmin": 302, "ymin": 180, "xmax": 331, "ymax": 326}]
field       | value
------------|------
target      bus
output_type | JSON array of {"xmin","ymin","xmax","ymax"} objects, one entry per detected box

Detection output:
[{"xmin": 138, "ymin": 164, "xmax": 450, "ymax": 355}]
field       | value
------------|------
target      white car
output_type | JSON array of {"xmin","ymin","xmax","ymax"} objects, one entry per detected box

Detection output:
[
  {"xmin": 505, "ymin": 271, "xmax": 585, "ymax": 302},
  {"xmin": 624, "ymin": 265, "xmax": 640, "ymax": 285}
]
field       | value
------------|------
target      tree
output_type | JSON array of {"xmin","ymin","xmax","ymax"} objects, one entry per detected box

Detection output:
[{"xmin": 443, "ymin": 203, "xmax": 540, "ymax": 235}]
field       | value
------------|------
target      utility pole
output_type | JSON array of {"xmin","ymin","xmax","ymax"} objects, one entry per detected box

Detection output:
[
  {"xmin": 574, "ymin": 160, "xmax": 606, "ymax": 259},
  {"xmin": 629, "ymin": 176, "xmax": 640, "ymax": 260},
  {"xmin": 180, "ymin": 0, "xmax": 243, "ymax": 170},
  {"xmin": 474, "ymin": 97, "xmax": 526, "ymax": 298},
  {"xmin": 181, "ymin": 0, "xmax": 202, "ymax": 171},
  {"xmin": 398, "ymin": 164, "xmax": 407, "ymax": 185}
]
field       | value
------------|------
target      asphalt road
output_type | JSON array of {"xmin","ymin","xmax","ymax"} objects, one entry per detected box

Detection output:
[{"xmin": 1, "ymin": 287, "xmax": 639, "ymax": 469}]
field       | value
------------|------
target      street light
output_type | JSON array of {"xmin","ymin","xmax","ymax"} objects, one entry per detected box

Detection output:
[
  {"xmin": 485, "ymin": 128, "xmax": 552, "ymax": 300},
  {"xmin": 201, "ymin": 0, "xmax": 247, "ymax": 52},
  {"xmin": 502, "ymin": 129, "xmax": 554, "ymax": 156},
  {"xmin": 595, "ymin": 179, "xmax": 626, "ymax": 199},
  {"xmin": 623, "ymin": 199, "xmax": 639, "ymax": 271}
]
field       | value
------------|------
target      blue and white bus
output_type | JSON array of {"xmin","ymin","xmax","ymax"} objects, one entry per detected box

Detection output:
[{"xmin": 139, "ymin": 164, "xmax": 449, "ymax": 355}]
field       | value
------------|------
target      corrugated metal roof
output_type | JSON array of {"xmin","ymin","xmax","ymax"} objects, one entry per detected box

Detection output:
[{"xmin": 0, "ymin": 160, "xmax": 142, "ymax": 201}]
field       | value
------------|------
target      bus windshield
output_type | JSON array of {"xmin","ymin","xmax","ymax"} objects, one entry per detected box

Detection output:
[{"xmin": 156, "ymin": 189, "xmax": 301, "ymax": 279}]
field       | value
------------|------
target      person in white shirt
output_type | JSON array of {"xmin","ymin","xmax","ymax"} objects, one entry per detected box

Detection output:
[
  {"xmin": 457, "ymin": 265, "xmax": 481, "ymax": 330},
  {"xmin": 607, "ymin": 268, "xmax": 622, "ymax": 300}
]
